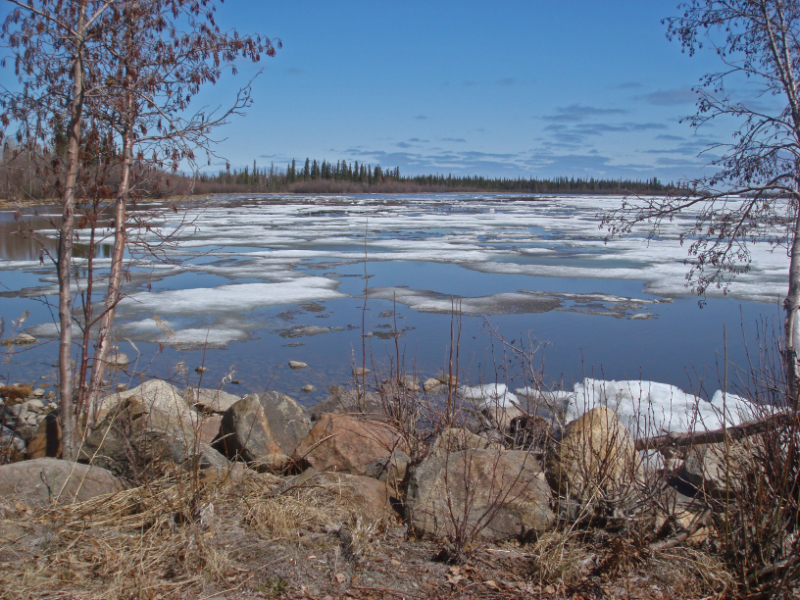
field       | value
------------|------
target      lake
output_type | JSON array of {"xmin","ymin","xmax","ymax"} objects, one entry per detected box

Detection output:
[{"xmin": 0, "ymin": 193, "xmax": 785, "ymax": 405}]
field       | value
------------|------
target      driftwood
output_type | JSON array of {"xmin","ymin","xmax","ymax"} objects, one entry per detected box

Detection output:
[{"xmin": 635, "ymin": 412, "xmax": 797, "ymax": 451}]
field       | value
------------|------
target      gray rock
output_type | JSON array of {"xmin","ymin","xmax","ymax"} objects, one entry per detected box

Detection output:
[
  {"xmin": 215, "ymin": 392, "xmax": 310, "ymax": 469},
  {"xmin": 288, "ymin": 361, "xmax": 308, "ymax": 370},
  {"xmin": 308, "ymin": 389, "xmax": 384, "ymax": 422},
  {"xmin": 24, "ymin": 399, "xmax": 45, "ymax": 413},
  {"xmin": 407, "ymin": 449, "xmax": 554, "ymax": 542},
  {"xmin": 0, "ymin": 458, "xmax": 125, "ymax": 506},
  {"xmin": 365, "ymin": 450, "xmax": 410, "ymax": 483},
  {"xmin": 682, "ymin": 442, "xmax": 749, "ymax": 497},
  {"xmin": 423, "ymin": 378, "xmax": 444, "ymax": 393},
  {"xmin": 107, "ymin": 352, "xmax": 130, "ymax": 369},
  {"xmin": 184, "ymin": 387, "xmax": 241, "ymax": 414},
  {"xmin": 0, "ymin": 425, "xmax": 26, "ymax": 455},
  {"xmin": 301, "ymin": 384, "xmax": 315, "ymax": 393},
  {"xmin": 81, "ymin": 396, "xmax": 227, "ymax": 480},
  {"xmin": 96, "ymin": 379, "xmax": 198, "ymax": 427},
  {"xmin": 400, "ymin": 375, "xmax": 420, "ymax": 392}
]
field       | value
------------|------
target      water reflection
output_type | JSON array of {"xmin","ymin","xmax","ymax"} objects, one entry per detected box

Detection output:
[
  {"xmin": 0, "ymin": 208, "xmax": 114, "ymax": 262},
  {"xmin": 0, "ymin": 212, "xmax": 58, "ymax": 262}
]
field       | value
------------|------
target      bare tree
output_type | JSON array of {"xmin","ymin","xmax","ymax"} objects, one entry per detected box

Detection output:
[
  {"xmin": 1, "ymin": 0, "xmax": 278, "ymax": 458},
  {"xmin": 602, "ymin": 0, "xmax": 800, "ymax": 407},
  {"xmin": 1, "ymin": 0, "xmax": 122, "ymax": 459}
]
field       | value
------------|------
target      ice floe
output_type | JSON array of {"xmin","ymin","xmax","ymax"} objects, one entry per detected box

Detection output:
[{"xmin": 118, "ymin": 277, "xmax": 345, "ymax": 315}]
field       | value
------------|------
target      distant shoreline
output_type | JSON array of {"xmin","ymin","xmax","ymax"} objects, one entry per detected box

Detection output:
[{"xmin": 0, "ymin": 188, "xmax": 675, "ymax": 210}]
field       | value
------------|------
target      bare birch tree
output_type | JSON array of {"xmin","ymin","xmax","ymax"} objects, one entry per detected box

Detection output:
[
  {"xmin": 1, "ymin": 0, "xmax": 278, "ymax": 458},
  {"xmin": 603, "ymin": 0, "xmax": 800, "ymax": 407}
]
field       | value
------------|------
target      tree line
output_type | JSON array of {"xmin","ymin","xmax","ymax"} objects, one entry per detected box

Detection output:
[{"xmin": 193, "ymin": 158, "xmax": 679, "ymax": 195}]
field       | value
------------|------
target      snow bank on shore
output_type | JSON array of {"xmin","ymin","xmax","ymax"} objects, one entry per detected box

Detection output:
[{"xmin": 464, "ymin": 378, "xmax": 761, "ymax": 438}]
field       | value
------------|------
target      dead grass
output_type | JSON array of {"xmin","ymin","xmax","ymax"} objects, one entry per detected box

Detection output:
[{"xmin": 0, "ymin": 465, "xmax": 381, "ymax": 600}]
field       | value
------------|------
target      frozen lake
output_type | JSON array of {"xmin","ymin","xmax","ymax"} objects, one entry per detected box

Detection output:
[{"xmin": 0, "ymin": 193, "xmax": 786, "ymax": 405}]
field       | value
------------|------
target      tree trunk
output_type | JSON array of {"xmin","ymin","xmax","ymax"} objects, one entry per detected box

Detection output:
[
  {"xmin": 87, "ymin": 131, "xmax": 131, "ymax": 422},
  {"xmin": 58, "ymin": 7, "xmax": 86, "ymax": 462},
  {"xmin": 785, "ymin": 202, "xmax": 800, "ymax": 412}
]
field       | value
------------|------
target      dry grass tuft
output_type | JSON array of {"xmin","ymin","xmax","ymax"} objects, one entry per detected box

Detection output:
[
  {"xmin": 529, "ymin": 530, "xmax": 596, "ymax": 587},
  {"xmin": 244, "ymin": 485, "xmax": 357, "ymax": 538}
]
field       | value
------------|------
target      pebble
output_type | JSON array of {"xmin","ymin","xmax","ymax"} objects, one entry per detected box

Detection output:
[
  {"xmin": 301, "ymin": 384, "xmax": 315, "ymax": 393},
  {"xmin": 288, "ymin": 361, "xmax": 308, "ymax": 370},
  {"xmin": 353, "ymin": 367, "xmax": 371, "ymax": 377},
  {"xmin": 195, "ymin": 366, "xmax": 208, "ymax": 374},
  {"xmin": 32, "ymin": 388, "xmax": 44, "ymax": 397}
]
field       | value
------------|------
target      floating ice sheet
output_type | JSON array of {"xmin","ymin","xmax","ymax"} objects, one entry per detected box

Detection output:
[{"xmin": 118, "ymin": 277, "xmax": 345, "ymax": 315}]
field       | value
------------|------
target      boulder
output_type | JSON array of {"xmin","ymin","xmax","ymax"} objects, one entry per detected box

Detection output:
[
  {"xmin": 26, "ymin": 412, "xmax": 62, "ymax": 459},
  {"xmin": 546, "ymin": 407, "xmax": 640, "ymax": 501},
  {"xmin": 430, "ymin": 428, "xmax": 501, "ymax": 457},
  {"xmin": 0, "ymin": 458, "xmax": 125, "ymax": 506},
  {"xmin": 184, "ymin": 387, "xmax": 240, "ymax": 414},
  {"xmin": 406, "ymin": 449, "xmax": 554, "ymax": 542},
  {"xmin": 198, "ymin": 414, "xmax": 223, "ymax": 445},
  {"xmin": 81, "ymin": 397, "xmax": 228, "ymax": 480},
  {"xmin": 308, "ymin": 388, "xmax": 384, "ymax": 421},
  {"xmin": 682, "ymin": 442, "xmax": 749, "ymax": 497},
  {"xmin": 365, "ymin": 450, "xmax": 410, "ymax": 484},
  {"xmin": 294, "ymin": 413, "xmax": 401, "ymax": 475},
  {"xmin": 215, "ymin": 392, "xmax": 310, "ymax": 470},
  {"xmin": 95, "ymin": 379, "xmax": 197, "ymax": 426}
]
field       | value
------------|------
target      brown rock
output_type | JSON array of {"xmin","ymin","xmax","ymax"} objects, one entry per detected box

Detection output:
[
  {"xmin": 25, "ymin": 412, "xmax": 62, "ymax": 459},
  {"xmin": 0, "ymin": 385, "xmax": 33, "ymax": 405},
  {"xmin": 546, "ymin": 407, "xmax": 640, "ymax": 501},
  {"xmin": 0, "ymin": 458, "xmax": 125, "ymax": 506},
  {"xmin": 294, "ymin": 413, "xmax": 401, "ymax": 475},
  {"xmin": 407, "ymin": 449, "xmax": 554, "ymax": 541},
  {"xmin": 198, "ymin": 414, "xmax": 223, "ymax": 445}
]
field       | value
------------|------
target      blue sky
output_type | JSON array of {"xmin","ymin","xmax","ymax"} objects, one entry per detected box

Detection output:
[{"xmin": 2, "ymin": 1, "xmax": 751, "ymax": 182}]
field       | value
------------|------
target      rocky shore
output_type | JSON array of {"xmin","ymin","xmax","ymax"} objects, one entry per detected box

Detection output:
[{"xmin": 0, "ymin": 373, "xmax": 794, "ymax": 599}]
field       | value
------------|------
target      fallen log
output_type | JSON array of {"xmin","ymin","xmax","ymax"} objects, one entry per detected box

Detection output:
[{"xmin": 635, "ymin": 412, "xmax": 798, "ymax": 451}]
